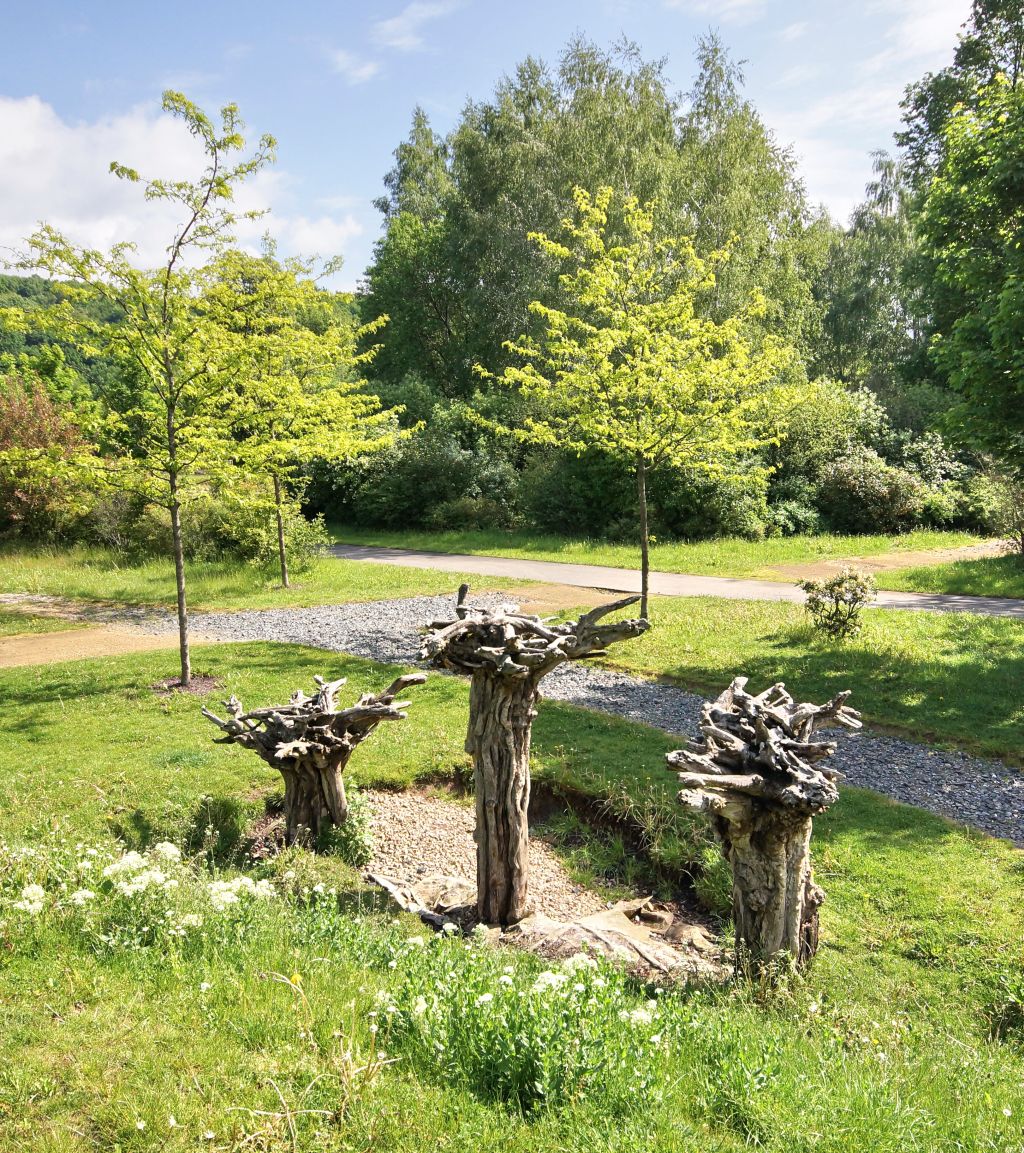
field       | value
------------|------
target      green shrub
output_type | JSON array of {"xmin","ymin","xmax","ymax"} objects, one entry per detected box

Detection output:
[
  {"xmin": 817, "ymin": 449, "xmax": 928, "ymax": 533},
  {"xmin": 799, "ymin": 567, "xmax": 877, "ymax": 641},
  {"xmin": 321, "ymin": 784, "xmax": 374, "ymax": 867}
]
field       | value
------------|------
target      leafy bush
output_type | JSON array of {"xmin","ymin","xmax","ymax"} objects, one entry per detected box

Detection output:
[
  {"xmin": 0, "ymin": 371, "xmax": 92, "ymax": 539},
  {"xmin": 817, "ymin": 449, "xmax": 929, "ymax": 533},
  {"xmin": 964, "ymin": 471, "xmax": 1024, "ymax": 554},
  {"xmin": 378, "ymin": 941, "xmax": 668, "ymax": 1113},
  {"xmin": 799, "ymin": 567, "xmax": 877, "ymax": 641},
  {"xmin": 321, "ymin": 784, "xmax": 374, "ymax": 867}
]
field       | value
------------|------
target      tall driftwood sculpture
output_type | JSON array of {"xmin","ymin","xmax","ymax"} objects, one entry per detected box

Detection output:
[
  {"xmin": 422, "ymin": 586, "xmax": 649, "ymax": 926},
  {"xmin": 666, "ymin": 677, "xmax": 861, "ymax": 970},
  {"xmin": 203, "ymin": 673, "xmax": 425, "ymax": 846}
]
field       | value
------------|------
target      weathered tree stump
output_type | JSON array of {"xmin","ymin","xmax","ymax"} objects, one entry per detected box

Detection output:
[
  {"xmin": 666, "ymin": 677, "xmax": 861, "ymax": 970},
  {"xmin": 203, "ymin": 673, "xmax": 425, "ymax": 846},
  {"xmin": 422, "ymin": 586, "xmax": 649, "ymax": 926}
]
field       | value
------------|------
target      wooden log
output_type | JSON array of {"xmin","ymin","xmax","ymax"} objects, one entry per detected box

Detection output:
[
  {"xmin": 203, "ymin": 673, "xmax": 425, "ymax": 847},
  {"xmin": 666, "ymin": 676, "xmax": 860, "ymax": 971},
  {"xmin": 422, "ymin": 589, "xmax": 649, "ymax": 926}
]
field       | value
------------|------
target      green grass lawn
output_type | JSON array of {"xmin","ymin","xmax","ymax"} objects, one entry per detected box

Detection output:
[
  {"xmin": 332, "ymin": 524, "xmax": 983, "ymax": 580},
  {"xmin": 879, "ymin": 552, "xmax": 1024, "ymax": 598},
  {"xmin": 1, "ymin": 645, "xmax": 1022, "ymax": 1151},
  {"xmin": 591, "ymin": 596, "xmax": 1024, "ymax": 764},
  {"xmin": 0, "ymin": 544, "xmax": 515, "ymax": 612},
  {"xmin": 0, "ymin": 608, "xmax": 86, "ymax": 636}
]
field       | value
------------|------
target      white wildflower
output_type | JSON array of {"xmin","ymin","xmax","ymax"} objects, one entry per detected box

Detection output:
[
  {"xmin": 412, "ymin": 996, "xmax": 428, "ymax": 1016},
  {"xmin": 629, "ymin": 1008, "xmax": 653, "ymax": 1026},
  {"xmin": 102, "ymin": 851, "xmax": 146, "ymax": 877},
  {"xmin": 136, "ymin": 1120, "xmax": 146, "ymax": 1131},
  {"xmin": 70, "ymin": 889, "xmax": 96, "ymax": 905},
  {"xmin": 407, "ymin": 935, "xmax": 425, "ymax": 947},
  {"xmin": 253, "ymin": 879, "xmax": 275, "ymax": 899},
  {"xmin": 180, "ymin": 913, "xmax": 204, "ymax": 929},
  {"xmin": 282, "ymin": 870, "xmax": 296, "ymax": 881},
  {"xmin": 475, "ymin": 993, "xmax": 494, "ymax": 1006},
  {"xmin": 531, "ymin": 970, "xmax": 568, "ymax": 995},
  {"xmin": 13, "ymin": 884, "xmax": 45, "ymax": 915},
  {"xmin": 199, "ymin": 982, "xmax": 212, "ymax": 992},
  {"xmin": 441, "ymin": 921, "xmax": 459, "ymax": 934},
  {"xmin": 151, "ymin": 842, "xmax": 181, "ymax": 862},
  {"xmin": 499, "ymin": 975, "xmax": 514, "ymax": 987},
  {"xmin": 562, "ymin": 953, "xmax": 599, "ymax": 974}
]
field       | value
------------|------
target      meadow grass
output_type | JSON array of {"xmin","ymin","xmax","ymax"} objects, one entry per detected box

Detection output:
[
  {"xmin": 1, "ymin": 644, "xmax": 1022, "ymax": 1151},
  {"xmin": 332, "ymin": 524, "xmax": 982, "ymax": 580},
  {"xmin": 0, "ymin": 544, "xmax": 514, "ymax": 612},
  {"xmin": 879, "ymin": 552, "xmax": 1024, "ymax": 598},
  {"xmin": 592, "ymin": 595, "xmax": 1024, "ymax": 763},
  {"xmin": 0, "ymin": 608, "xmax": 86, "ymax": 636}
]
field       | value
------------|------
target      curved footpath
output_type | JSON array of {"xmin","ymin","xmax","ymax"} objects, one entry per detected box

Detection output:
[
  {"xmin": 330, "ymin": 543, "xmax": 1024, "ymax": 619},
  {"xmin": 120, "ymin": 595, "xmax": 1023, "ymax": 846}
]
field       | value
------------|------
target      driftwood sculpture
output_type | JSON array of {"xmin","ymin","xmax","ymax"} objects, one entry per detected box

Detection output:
[
  {"xmin": 666, "ymin": 677, "xmax": 861, "ymax": 969},
  {"xmin": 203, "ymin": 673, "xmax": 425, "ymax": 846},
  {"xmin": 422, "ymin": 586, "xmax": 649, "ymax": 926}
]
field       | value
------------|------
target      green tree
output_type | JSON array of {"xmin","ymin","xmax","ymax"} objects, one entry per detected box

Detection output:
[
  {"xmin": 17, "ymin": 91, "xmax": 275, "ymax": 686},
  {"xmin": 206, "ymin": 248, "xmax": 398, "ymax": 587},
  {"xmin": 918, "ymin": 76, "xmax": 1024, "ymax": 464},
  {"xmin": 485, "ymin": 187, "xmax": 798, "ymax": 616}
]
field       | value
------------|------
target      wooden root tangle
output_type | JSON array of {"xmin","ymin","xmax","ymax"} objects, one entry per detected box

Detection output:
[
  {"xmin": 422, "ymin": 585, "xmax": 649, "ymax": 927},
  {"xmin": 203, "ymin": 673, "xmax": 425, "ymax": 846},
  {"xmin": 666, "ymin": 677, "xmax": 861, "ymax": 970}
]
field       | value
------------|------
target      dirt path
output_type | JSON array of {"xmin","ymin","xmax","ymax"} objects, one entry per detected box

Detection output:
[
  {"xmin": 765, "ymin": 540, "xmax": 1004, "ymax": 581},
  {"xmin": 0, "ymin": 627, "xmax": 180, "ymax": 668}
]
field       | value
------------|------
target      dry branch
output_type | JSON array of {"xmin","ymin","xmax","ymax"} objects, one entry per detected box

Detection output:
[
  {"xmin": 203, "ymin": 672, "xmax": 426, "ymax": 846},
  {"xmin": 666, "ymin": 676, "xmax": 860, "ymax": 969}
]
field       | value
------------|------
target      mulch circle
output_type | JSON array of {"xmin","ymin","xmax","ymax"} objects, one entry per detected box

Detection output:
[{"xmin": 150, "ymin": 674, "xmax": 223, "ymax": 697}]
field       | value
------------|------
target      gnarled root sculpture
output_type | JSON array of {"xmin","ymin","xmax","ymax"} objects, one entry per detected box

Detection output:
[
  {"xmin": 203, "ymin": 673, "xmax": 425, "ymax": 846},
  {"xmin": 666, "ymin": 677, "xmax": 860, "ymax": 970},
  {"xmin": 422, "ymin": 585, "xmax": 649, "ymax": 927}
]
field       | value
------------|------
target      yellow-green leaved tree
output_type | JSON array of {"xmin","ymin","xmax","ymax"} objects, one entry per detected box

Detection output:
[
  {"xmin": 485, "ymin": 186, "xmax": 800, "ymax": 617},
  {"xmin": 18, "ymin": 92, "xmax": 275, "ymax": 686}
]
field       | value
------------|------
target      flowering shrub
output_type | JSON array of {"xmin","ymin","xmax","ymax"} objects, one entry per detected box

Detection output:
[
  {"xmin": 799, "ymin": 567, "xmax": 877, "ymax": 641},
  {"xmin": 0, "ymin": 835, "xmax": 279, "ymax": 953},
  {"xmin": 374, "ymin": 935, "xmax": 669, "ymax": 1113}
]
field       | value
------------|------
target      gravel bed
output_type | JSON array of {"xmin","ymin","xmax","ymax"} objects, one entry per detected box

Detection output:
[
  {"xmin": 118, "ymin": 595, "xmax": 1024, "ymax": 846},
  {"xmin": 365, "ymin": 789, "xmax": 606, "ymax": 922}
]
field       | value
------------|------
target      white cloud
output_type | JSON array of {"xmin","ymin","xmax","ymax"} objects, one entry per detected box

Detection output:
[
  {"xmin": 779, "ymin": 21, "xmax": 809, "ymax": 42},
  {"xmin": 371, "ymin": 1, "xmax": 459, "ymax": 51},
  {"xmin": 0, "ymin": 95, "xmax": 363, "ymax": 281},
  {"xmin": 329, "ymin": 48, "xmax": 381, "ymax": 84},
  {"xmin": 663, "ymin": 0, "xmax": 765, "ymax": 25},
  {"xmin": 863, "ymin": 0, "xmax": 970, "ymax": 73}
]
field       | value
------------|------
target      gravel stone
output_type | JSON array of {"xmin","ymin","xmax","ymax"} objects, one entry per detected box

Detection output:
[
  {"xmin": 365, "ymin": 788, "xmax": 606, "ymax": 923},
  {"xmin": 115, "ymin": 595, "xmax": 1024, "ymax": 846}
]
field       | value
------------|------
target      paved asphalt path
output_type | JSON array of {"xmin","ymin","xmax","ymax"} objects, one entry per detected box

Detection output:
[{"xmin": 330, "ymin": 543, "xmax": 1024, "ymax": 619}]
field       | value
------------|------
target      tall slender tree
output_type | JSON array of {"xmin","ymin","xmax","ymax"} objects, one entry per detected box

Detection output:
[{"xmin": 19, "ymin": 92, "xmax": 275, "ymax": 686}]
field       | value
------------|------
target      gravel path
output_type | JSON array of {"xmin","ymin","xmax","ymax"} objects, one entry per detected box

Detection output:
[
  {"xmin": 80, "ymin": 594, "xmax": 1024, "ymax": 846},
  {"xmin": 365, "ymin": 789, "xmax": 606, "ymax": 922}
]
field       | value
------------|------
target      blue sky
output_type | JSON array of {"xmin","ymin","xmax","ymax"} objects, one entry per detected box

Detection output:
[{"xmin": 1, "ymin": 0, "xmax": 971, "ymax": 289}]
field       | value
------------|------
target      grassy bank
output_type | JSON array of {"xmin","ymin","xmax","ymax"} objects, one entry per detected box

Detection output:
[
  {"xmin": 0, "ymin": 544, "xmax": 513, "ymax": 612},
  {"xmin": 332, "ymin": 525, "xmax": 982, "ymax": 579},
  {"xmin": 0, "ymin": 645, "xmax": 1022, "ymax": 1150},
  {"xmin": 594, "ymin": 596, "xmax": 1024, "ymax": 764},
  {"xmin": 879, "ymin": 552, "xmax": 1024, "ymax": 598}
]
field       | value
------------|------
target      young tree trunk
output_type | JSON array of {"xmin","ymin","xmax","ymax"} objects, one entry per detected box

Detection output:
[
  {"xmin": 168, "ymin": 488, "xmax": 191, "ymax": 688},
  {"xmin": 636, "ymin": 454, "xmax": 650, "ymax": 620},
  {"xmin": 466, "ymin": 670, "xmax": 538, "ymax": 926},
  {"xmin": 720, "ymin": 811, "xmax": 823, "ymax": 969},
  {"xmin": 282, "ymin": 759, "xmax": 348, "ymax": 846},
  {"xmin": 273, "ymin": 474, "xmax": 290, "ymax": 589}
]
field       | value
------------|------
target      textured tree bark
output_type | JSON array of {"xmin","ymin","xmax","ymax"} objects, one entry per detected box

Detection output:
[
  {"xmin": 716, "ymin": 810, "xmax": 823, "ymax": 970},
  {"xmin": 204, "ymin": 673, "xmax": 423, "ymax": 848},
  {"xmin": 467, "ymin": 671, "xmax": 539, "ymax": 925},
  {"xmin": 422, "ymin": 592, "xmax": 649, "ymax": 927},
  {"xmin": 282, "ymin": 760, "xmax": 348, "ymax": 845},
  {"xmin": 273, "ymin": 474, "xmax": 290, "ymax": 589},
  {"xmin": 636, "ymin": 454, "xmax": 650, "ymax": 621},
  {"xmin": 169, "ymin": 490, "xmax": 191, "ymax": 688},
  {"xmin": 667, "ymin": 677, "xmax": 860, "ymax": 972}
]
